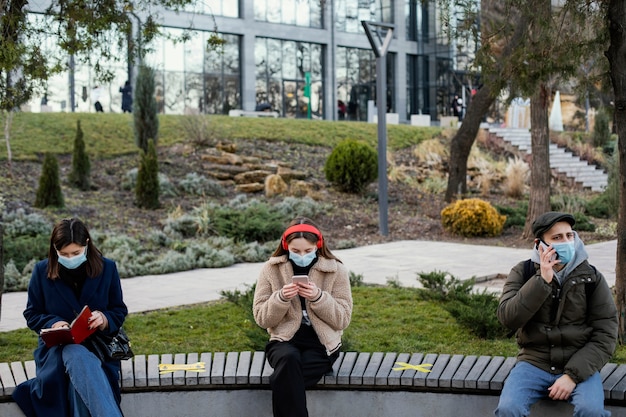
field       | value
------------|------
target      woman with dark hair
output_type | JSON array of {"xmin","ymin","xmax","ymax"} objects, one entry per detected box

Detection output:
[
  {"xmin": 13, "ymin": 218, "xmax": 128, "ymax": 417},
  {"xmin": 253, "ymin": 217, "xmax": 353, "ymax": 417}
]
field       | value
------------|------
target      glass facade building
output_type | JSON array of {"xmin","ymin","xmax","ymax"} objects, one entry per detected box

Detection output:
[{"xmin": 26, "ymin": 0, "xmax": 478, "ymax": 123}]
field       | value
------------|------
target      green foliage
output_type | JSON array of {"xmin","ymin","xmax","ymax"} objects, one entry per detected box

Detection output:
[
  {"xmin": 441, "ymin": 198, "xmax": 506, "ymax": 237},
  {"xmin": 324, "ymin": 139, "xmax": 377, "ymax": 193},
  {"xmin": 136, "ymin": 139, "xmax": 160, "ymax": 209},
  {"xmin": 4, "ymin": 234, "xmax": 48, "ymax": 274},
  {"xmin": 209, "ymin": 202, "xmax": 284, "ymax": 243},
  {"xmin": 134, "ymin": 65, "xmax": 159, "ymax": 153},
  {"xmin": 349, "ymin": 271, "xmax": 364, "ymax": 287},
  {"xmin": 592, "ymin": 109, "xmax": 611, "ymax": 148},
  {"xmin": 495, "ymin": 202, "xmax": 527, "ymax": 228},
  {"xmin": 178, "ymin": 173, "xmax": 225, "ymax": 197},
  {"xmin": 68, "ymin": 120, "xmax": 91, "ymax": 190},
  {"xmin": 220, "ymin": 283, "xmax": 267, "ymax": 350},
  {"xmin": 34, "ymin": 153, "xmax": 64, "ymax": 208},
  {"xmin": 587, "ymin": 142, "xmax": 619, "ymax": 219},
  {"xmin": 2, "ymin": 209, "xmax": 51, "ymax": 237},
  {"xmin": 417, "ymin": 271, "xmax": 507, "ymax": 339}
]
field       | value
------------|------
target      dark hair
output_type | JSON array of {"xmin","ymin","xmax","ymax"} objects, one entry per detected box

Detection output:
[
  {"xmin": 272, "ymin": 217, "xmax": 341, "ymax": 262},
  {"xmin": 47, "ymin": 218, "xmax": 103, "ymax": 279}
]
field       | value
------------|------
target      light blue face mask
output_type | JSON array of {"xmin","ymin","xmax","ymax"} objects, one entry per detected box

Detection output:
[
  {"xmin": 552, "ymin": 241, "xmax": 575, "ymax": 264},
  {"xmin": 57, "ymin": 246, "xmax": 88, "ymax": 269},
  {"xmin": 289, "ymin": 250, "xmax": 317, "ymax": 268}
]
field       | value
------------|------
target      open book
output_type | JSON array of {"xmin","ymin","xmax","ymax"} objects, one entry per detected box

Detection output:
[{"xmin": 40, "ymin": 305, "xmax": 97, "ymax": 348}]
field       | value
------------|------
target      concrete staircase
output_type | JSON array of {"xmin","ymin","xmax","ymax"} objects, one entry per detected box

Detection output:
[{"xmin": 488, "ymin": 127, "xmax": 608, "ymax": 192}]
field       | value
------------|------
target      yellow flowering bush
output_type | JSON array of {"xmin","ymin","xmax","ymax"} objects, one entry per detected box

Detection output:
[{"xmin": 441, "ymin": 198, "xmax": 506, "ymax": 237}]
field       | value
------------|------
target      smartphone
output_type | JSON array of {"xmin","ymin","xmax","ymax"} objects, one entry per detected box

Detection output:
[
  {"xmin": 292, "ymin": 275, "xmax": 309, "ymax": 285},
  {"xmin": 537, "ymin": 240, "xmax": 557, "ymax": 261}
]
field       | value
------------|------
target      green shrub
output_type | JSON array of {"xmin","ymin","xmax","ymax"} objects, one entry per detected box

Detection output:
[
  {"xmin": 349, "ymin": 271, "xmax": 365, "ymax": 287},
  {"xmin": 3, "ymin": 209, "xmax": 51, "ymax": 237},
  {"xmin": 210, "ymin": 202, "xmax": 284, "ymax": 243},
  {"xmin": 221, "ymin": 283, "xmax": 267, "ymax": 350},
  {"xmin": 122, "ymin": 168, "xmax": 177, "ymax": 197},
  {"xmin": 68, "ymin": 120, "xmax": 91, "ymax": 191},
  {"xmin": 3, "ymin": 260, "xmax": 30, "ymax": 292},
  {"xmin": 274, "ymin": 196, "xmax": 325, "ymax": 220},
  {"xmin": 34, "ymin": 153, "xmax": 64, "ymax": 208},
  {"xmin": 178, "ymin": 173, "xmax": 225, "ymax": 197},
  {"xmin": 134, "ymin": 65, "xmax": 159, "ymax": 153},
  {"xmin": 324, "ymin": 139, "xmax": 377, "ymax": 193},
  {"xmin": 494, "ymin": 202, "xmax": 527, "ymax": 228},
  {"xmin": 4, "ymin": 234, "xmax": 49, "ymax": 272},
  {"xmin": 592, "ymin": 108, "xmax": 611, "ymax": 148},
  {"xmin": 441, "ymin": 198, "xmax": 506, "ymax": 237},
  {"xmin": 136, "ymin": 139, "xmax": 160, "ymax": 209}
]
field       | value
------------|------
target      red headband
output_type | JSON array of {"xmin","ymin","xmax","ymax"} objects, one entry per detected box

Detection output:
[{"xmin": 281, "ymin": 224, "xmax": 323, "ymax": 250}]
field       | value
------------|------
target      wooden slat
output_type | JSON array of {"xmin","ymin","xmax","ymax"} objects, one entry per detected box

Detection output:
[
  {"xmin": 211, "ymin": 352, "xmax": 226, "ymax": 385},
  {"xmin": 414, "ymin": 353, "xmax": 438, "ymax": 387},
  {"xmin": 120, "ymin": 358, "xmax": 134, "ymax": 388},
  {"xmin": 337, "ymin": 351, "xmax": 358, "ymax": 385},
  {"xmin": 24, "ymin": 361, "xmax": 37, "ymax": 380},
  {"xmin": 609, "ymin": 365, "xmax": 626, "ymax": 401},
  {"xmin": 477, "ymin": 356, "xmax": 505, "ymax": 391},
  {"xmin": 147, "ymin": 354, "xmax": 160, "ymax": 387},
  {"xmin": 400, "ymin": 352, "xmax": 424, "ymax": 386},
  {"xmin": 349, "ymin": 352, "xmax": 371, "ymax": 385},
  {"xmin": 197, "ymin": 352, "xmax": 212, "ymax": 385},
  {"xmin": 236, "ymin": 351, "xmax": 252, "ymax": 384},
  {"xmin": 0, "ymin": 363, "xmax": 16, "ymax": 396},
  {"xmin": 361, "ymin": 352, "xmax": 384, "ymax": 385},
  {"xmin": 172, "ymin": 353, "xmax": 187, "ymax": 386},
  {"xmin": 185, "ymin": 353, "xmax": 199, "ymax": 386},
  {"xmin": 133, "ymin": 355, "xmax": 147, "ymax": 387},
  {"xmin": 261, "ymin": 357, "xmax": 274, "ymax": 385},
  {"xmin": 603, "ymin": 364, "xmax": 626, "ymax": 401},
  {"xmin": 602, "ymin": 362, "xmax": 620, "ymax": 398},
  {"xmin": 374, "ymin": 352, "xmax": 398, "ymax": 386},
  {"xmin": 426, "ymin": 354, "xmax": 450, "ymax": 388},
  {"xmin": 387, "ymin": 352, "xmax": 410, "ymax": 386},
  {"xmin": 452, "ymin": 355, "xmax": 477, "ymax": 389},
  {"xmin": 438, "ymin": 354, "xmax": 464, "ymax": 388},
  {"xmin": 10, "ymin": 362, "xmax": 28, "ymax": 386},
  {"xmin": 323, "ymin": 352, "xmax": 344, "ymax": 385},
  {"xmin": 249, "ymin": 351, "xmax": 266, "ymax": 385},
  {"xmin": 464, "ymin": 356, "xmax": 492, "ymax": 389},
  {"xmin": 224, "ymin": 352, "xmax": 239, "ymax": 384},
  {"xmin": 490, "ymin": 357, "xmax": 517, "ymax": 391}
]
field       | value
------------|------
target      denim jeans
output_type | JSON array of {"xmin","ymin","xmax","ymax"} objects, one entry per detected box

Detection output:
[
  {"xmin": 495, "ymin": 361, "xmax": 610, "ymax": 417},
  {"xmin": 62, "ymin": 344, "xmax": 123, "ymax": 417}
]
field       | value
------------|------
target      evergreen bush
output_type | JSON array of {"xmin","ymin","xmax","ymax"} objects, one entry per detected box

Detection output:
[
  {"xmin": 592, "ymin": 108, "xmax": 611, "ymax": 148},
  {"xmin": 68, "ymin": 120, "xmax": 91, "ymax": 190},
  {"xmin": 136, "ymin": 139, "xmax": 160, "ymax": 209},
  {"xmin": 324, "ymin": 139, "xmax": 377, "ymax": 193},
  {"xmin": 34, "ymin": 153, "xmax": 64, "ymax": 208},
  {"xmin": 134, "ymin": 65, "xmax": 159, "ymax": 153},
  {"xmin": 440, "ymin": 198, "xmax": 506, "ymax": 237}
]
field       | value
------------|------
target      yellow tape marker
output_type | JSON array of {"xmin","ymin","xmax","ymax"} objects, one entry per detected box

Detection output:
[
  {"xmin": 158, "ymin": 362, "xmax": 206, "ymax": 374},
  {"xmin": 392, "ymin": 362, "xmax": 433, "ymax": 373}
]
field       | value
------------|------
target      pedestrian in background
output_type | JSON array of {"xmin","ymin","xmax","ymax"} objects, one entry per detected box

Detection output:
[{"xmin": 120, "ymin": 80, "xmax": 132, "ymax": 113}]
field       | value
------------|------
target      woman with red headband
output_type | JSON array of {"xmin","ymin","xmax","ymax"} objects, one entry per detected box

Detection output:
[{"xmin": 253, "ymin": 217, "xmax": 353, "ymax": 417}]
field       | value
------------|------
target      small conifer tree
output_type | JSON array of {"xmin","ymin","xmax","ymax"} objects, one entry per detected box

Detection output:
[
  {"xmin": 35, "ymin": 153, "xmax": 64, "ymax": 208},
  {"xmin": 136, "ymin": 139, "xmax": 159, "ymax": 209},
  {"xmin": 68, "ymin": 120, "xmax": 91, "ymax": 190},
  {"xmin": 134, "ymin": 65, "xmax": 159, "ymax": 153}
]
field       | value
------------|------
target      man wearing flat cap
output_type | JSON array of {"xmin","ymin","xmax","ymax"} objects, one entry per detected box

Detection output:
[{"xmin": 495, "ymin": 211, "xmax": 617, "ymax": 417}]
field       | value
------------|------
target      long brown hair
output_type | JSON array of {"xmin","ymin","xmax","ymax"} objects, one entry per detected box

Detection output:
[
  {"xmin": 272, "ymin": 217, "xmax": 341, "ymax": 262},
  {"xmin": 47, "ymin": 218, "xmax": 103, "ymax": 279}
]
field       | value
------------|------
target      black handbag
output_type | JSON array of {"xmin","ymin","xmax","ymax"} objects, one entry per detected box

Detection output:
[{"xmin": 86, "ymin": 327, "xmax": 134, "ymax": 361}]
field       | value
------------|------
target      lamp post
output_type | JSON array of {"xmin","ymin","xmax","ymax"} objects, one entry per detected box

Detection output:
[{"xmin": 362, "ymin": 21, "xmax": 394, "ymax": 236}]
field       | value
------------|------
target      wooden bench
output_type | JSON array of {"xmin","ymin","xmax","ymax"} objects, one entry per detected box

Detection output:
[
  {"xmin": 228, "ymin": 109, "xmax": 279, "ymax": 118},
  {"xmin": 2, "ymin": 352, "xmax": 626, "ymax": 416}
]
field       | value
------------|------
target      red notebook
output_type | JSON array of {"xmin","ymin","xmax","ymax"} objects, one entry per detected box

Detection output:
[{"xmin": 40, "ymin": 305, "xmax": 97, "ymax": 347}]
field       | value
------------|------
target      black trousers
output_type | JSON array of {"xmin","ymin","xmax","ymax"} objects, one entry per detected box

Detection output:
[{"xmin": 265, "ymin": 325, "xmax": 338, "ymax": 417}]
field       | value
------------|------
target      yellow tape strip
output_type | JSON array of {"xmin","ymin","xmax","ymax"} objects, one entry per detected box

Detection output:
[
  {"xmin": 158, "ymin": 362, "xmax": 206, "ymax": 374},
  {"xmin": 392, "ymin": 361, "xmax": 433, "ymax": 373}
]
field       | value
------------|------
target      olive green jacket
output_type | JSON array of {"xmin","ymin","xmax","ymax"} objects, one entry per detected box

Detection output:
[
  {"xmin": 253, "ymin": 255, "xmax": 352, "ymax": 355},
  {"xmin": 498, "ymin": 259, "xmax": 617, "ymax": 383}
]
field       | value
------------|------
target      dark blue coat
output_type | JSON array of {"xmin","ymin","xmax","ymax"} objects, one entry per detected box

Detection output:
[{"xmin": 12, "ymin": 257, "xmax": 128, "ymax": 417}]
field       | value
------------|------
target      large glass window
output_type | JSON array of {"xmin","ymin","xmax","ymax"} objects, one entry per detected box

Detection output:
[
  {"xmin": 336, "ymin": 46, "xmax": 395, "ymax": 121},
  {"xmin": 335, "ymin": 0, "xmax": 393, "ymax": 33},
  {"xmin": 255, "ymin": 0, "xmax": 323, "ymax": 28},
  {"xmin": 406, "ymin": 0, "xmax": 429, "ymax": 42},
  {"xmin": 406, "ymin": 54, "xmax": 430, "ymax": 119},
  {"xmin": 255, "ymin": 38, "xmax": 323, "ymax": 118},
  {"xmin": 146, "ymin": 29, "xmax": 241, "ymax": 115},
  {"xmin": 183, "ymin": 0, "xmax": 239, "ymax": 18}
]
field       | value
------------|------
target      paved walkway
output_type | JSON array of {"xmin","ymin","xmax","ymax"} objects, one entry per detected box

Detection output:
[{"xmin": 0, "ymin": 239, "xmax": 618, "ymax": 332}]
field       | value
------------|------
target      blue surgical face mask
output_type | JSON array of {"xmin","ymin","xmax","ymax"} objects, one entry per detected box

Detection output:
[
  {"xmin": 57, "ymin": 246, "xmax": 88, "ymax": 270},
  {"xmin": 552, "ymin": 241, "xmax": 575, "ymax": 264},
  {"xmin": 289, "ymin": 250, "xmax": 317, "ymax": 268}
]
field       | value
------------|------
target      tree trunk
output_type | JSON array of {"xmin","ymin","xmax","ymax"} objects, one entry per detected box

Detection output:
[
  {"xmin": 606, "ymin": 0, "xmax": 626, "ymax": 343},
  {"xmin": 445, "ymin": 83, "xmax": 498, "ymax": 202},
  {"xmin": 523, "ymin": 83, "xmax": 552, "ymax": 238}
]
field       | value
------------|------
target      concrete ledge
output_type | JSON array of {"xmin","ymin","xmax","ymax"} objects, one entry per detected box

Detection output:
[{"xmin": 2, "ymin": 352, "xmax": 625, "ymax": 417}]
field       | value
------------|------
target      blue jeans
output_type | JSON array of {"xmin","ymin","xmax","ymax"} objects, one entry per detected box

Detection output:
[
  {"xmin": 62, "ymin": 344, "xmax": 123, "ymax": 417},
  {"xmin": 495, "ymin": 361, "xmax": 609, "ymax": 417}
]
